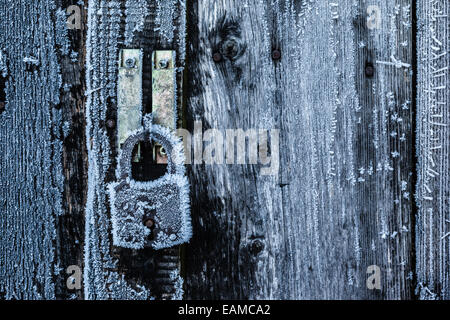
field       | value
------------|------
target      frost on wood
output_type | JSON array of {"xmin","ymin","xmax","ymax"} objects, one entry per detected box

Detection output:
[
  {"xmin": 155, "ymin": 0, "xmax": 176, "ymax": 42},
  {"xmin": 416, "ymin": 0, "xmax": 449, "ymax": 300},
  {"xmin": 124, "ymin": 0, "xmax": 149, "ymax": 46},
  {"xmin": 0, "ymin": 0, "xmax": 65, "ymax": 299},
  {"xmin": 0, "ymin": 50, "xmax": 7, "ymax": 77},
  {"xmin": 186, "ymin": 0, "xmax": 415, "ymax": 299},
  {"xmin": 84, "ymin": 0, "xmax": 152, "ymax": 300},
  {"xmin": 170, "ymin": 269, "xmax": 184, "ymax": 300},
  {"xmin": 55, "ymin": 8, "xmax": 71, "ymax": 56},
  {"xmin": 85, "ymin": 0, "xmax": 188, "ymax": 300}
]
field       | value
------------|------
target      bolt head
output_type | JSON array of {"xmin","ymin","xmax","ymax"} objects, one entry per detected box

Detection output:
[
  {"xmin": 272, "ymin": 49, "xmax": 281, "ymax": 60},
  {"xmin": 212, "ymin": 52, "xmax": 222, "ymax": 63}
]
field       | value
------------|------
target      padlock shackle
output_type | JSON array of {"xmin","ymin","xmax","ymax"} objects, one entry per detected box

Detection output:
[{"xmin": 118, "ymin": 127, "xmax": 176, "ymax": 181}]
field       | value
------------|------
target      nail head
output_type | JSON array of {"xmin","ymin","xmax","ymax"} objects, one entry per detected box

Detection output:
[
  {"xmin": 365, "ymin": 63, "xmax": 375, "ymax": 77},
  {"xmin": 106, "ymin": 119, "xmax": 116, "ymax": 129},
  {"xmin": 144, "ymin": 218, "xmax": 155, "ymax": 229},
  {"xmin": 212, "ymin": 52, "xmax": 222, "ymax": 63},
  {"xmin": 272, "ymin": 49, "xmax": 281, "ymax": 60}
]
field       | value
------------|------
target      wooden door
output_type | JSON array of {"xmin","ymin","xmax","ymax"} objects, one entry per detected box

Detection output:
[{"xmin": 0, "ymin": 0, "xmax": 448, "ymax": 300}]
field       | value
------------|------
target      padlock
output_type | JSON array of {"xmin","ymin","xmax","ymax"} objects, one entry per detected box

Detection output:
[{"xmin": 108, "ymin": 116, "xmax": 192, "ymax": 250}]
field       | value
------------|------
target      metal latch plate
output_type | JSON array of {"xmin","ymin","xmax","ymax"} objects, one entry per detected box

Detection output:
[{"xmin": 117, "ymin": 49, "xmax": 143, "ymax": 147}]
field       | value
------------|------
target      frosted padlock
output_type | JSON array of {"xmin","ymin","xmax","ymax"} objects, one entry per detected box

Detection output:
[{"xmin": 108, "ymin": 117, "xmax": 192, "ymax": 250}]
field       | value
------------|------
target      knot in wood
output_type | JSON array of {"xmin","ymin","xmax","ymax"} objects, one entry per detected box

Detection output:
[
  {"xmin": 250, "ymin": 239, "xmax": 265, "ymax": 256},
  {"xmin": 220, "ymin": 38, "xmax": 242, "ymax": 61}
]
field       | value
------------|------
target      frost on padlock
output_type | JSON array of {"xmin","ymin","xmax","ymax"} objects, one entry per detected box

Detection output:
[{"xmin": 108, "ymin": 116, "xmax": 191, "ymax": 250}]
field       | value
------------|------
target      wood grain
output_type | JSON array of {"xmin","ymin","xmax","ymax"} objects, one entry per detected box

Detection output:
[
  {"xmin": 184, "ymin": 0, "xmax": 416, "ymax": 299},
  {"xmin": 0, "ymin": 0, "xmax": 448, "ymax": 300},
  {"xmin": 83, "ymin": 0, "xmax": 186, "ymax": 299},
  {"xmin": 416, "ymin": 0, "xmax": 449, "ymax": 300},
  {"xmin": 0, "ymin": 0, "xmax": 79, "ymax": 299}
]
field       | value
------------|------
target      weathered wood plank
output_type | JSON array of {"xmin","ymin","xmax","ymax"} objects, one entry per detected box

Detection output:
[
  {"xmin": 416, "ymin": 0, "xmax": 449, "ymax": 300},
  {"xmin": 1, "ymin": 0, "xmax": 448, "ymax": 301},
  {"xmin": 83, "ymin": 0, "xmax": 186, "ymax": 299},
  {"xmin": 184, "ymin": 0, "xmax": 415, "ymax": 299},
  {"xmin": 0, "ymin": 0, "xmax": 70, "ymax": 299},
  {"xmin": 54, "ymin": 0, "xmax": 88, "ymax": 300}
]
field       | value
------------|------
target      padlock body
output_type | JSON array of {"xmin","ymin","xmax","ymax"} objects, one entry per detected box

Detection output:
[{"xmin": 109, "ymin": 173, "xmax": 190, "ymax": 250}]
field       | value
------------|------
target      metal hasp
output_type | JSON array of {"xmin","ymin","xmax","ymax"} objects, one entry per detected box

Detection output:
[
  {"xmin": 152, "ymin": 50, "xmax": 176, "ymax": 130},
  {"xmin": 117, "ymin": 49, "xmax": 143, "ymax": 146}
]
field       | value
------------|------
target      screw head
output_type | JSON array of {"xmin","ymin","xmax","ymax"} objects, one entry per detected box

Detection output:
[
  {"xmin": 212, "ymin": 52, "xmax": 222, "ymax": 63},
  {"xmin": 158, "ymin": 59, "xmax": 169, "ymax": 69},
  {"xmin": 272, "ymin": 49, "xmax": 281, "ymax": 60},
  {"xmin": 365, "ymin": 63, "xmax": 375, "ymax": 77},
  {"xmin": 125, "ymin": 57, "xmax": 136, "ymax": 69}
]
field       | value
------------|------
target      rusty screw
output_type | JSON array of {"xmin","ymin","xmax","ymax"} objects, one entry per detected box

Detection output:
[
  {"xmin": 212, "ymin": 52, "xmax": 222, "ymax": 63},
  {"xmin": 272, "ymin": 49, "xmax": 281, "ymax": 61},
  {"xmin": 106, "ymin": 119, "xmax": 115, "ymax": 129},
  {"xmin": 365, "ymin": 63, "xmax": 375, "ymax": 78}
]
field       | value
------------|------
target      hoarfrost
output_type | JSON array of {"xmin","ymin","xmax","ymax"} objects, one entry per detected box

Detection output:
[
  {"xmin": 23, "ymin": 56, "xmax": 40, "ymax": 66},
  {"xmin": 124, "ymin": 0, "xmax": 149, "ymax": 46},
  {"xmin": 156, "ymin": 0, "xmax": 176, "ymax": 42},
  {"xmin": 416, "ymin": 0, "xmax": 449, "ymax": 299},
  {"xmin": 84, "ymin": 0, "xmax": 153, "ymax": 300},
  {"xmin": 84, "ymin": 0, "xmax": 188, "ymax": 299},
  {"xmin": 0, "ymin": 49, "xmax": 7, "ymax": 77},
  {"xmin": 0, "ymin": 0, "xmax": 65, "ymax": 299},
  {"xmin": 55, "ymin": 8, "xmax": 71, "ymax": 55},
  {"xmin": 170, "ymin": 269, "xmax": 184, "ymax": 300}
]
